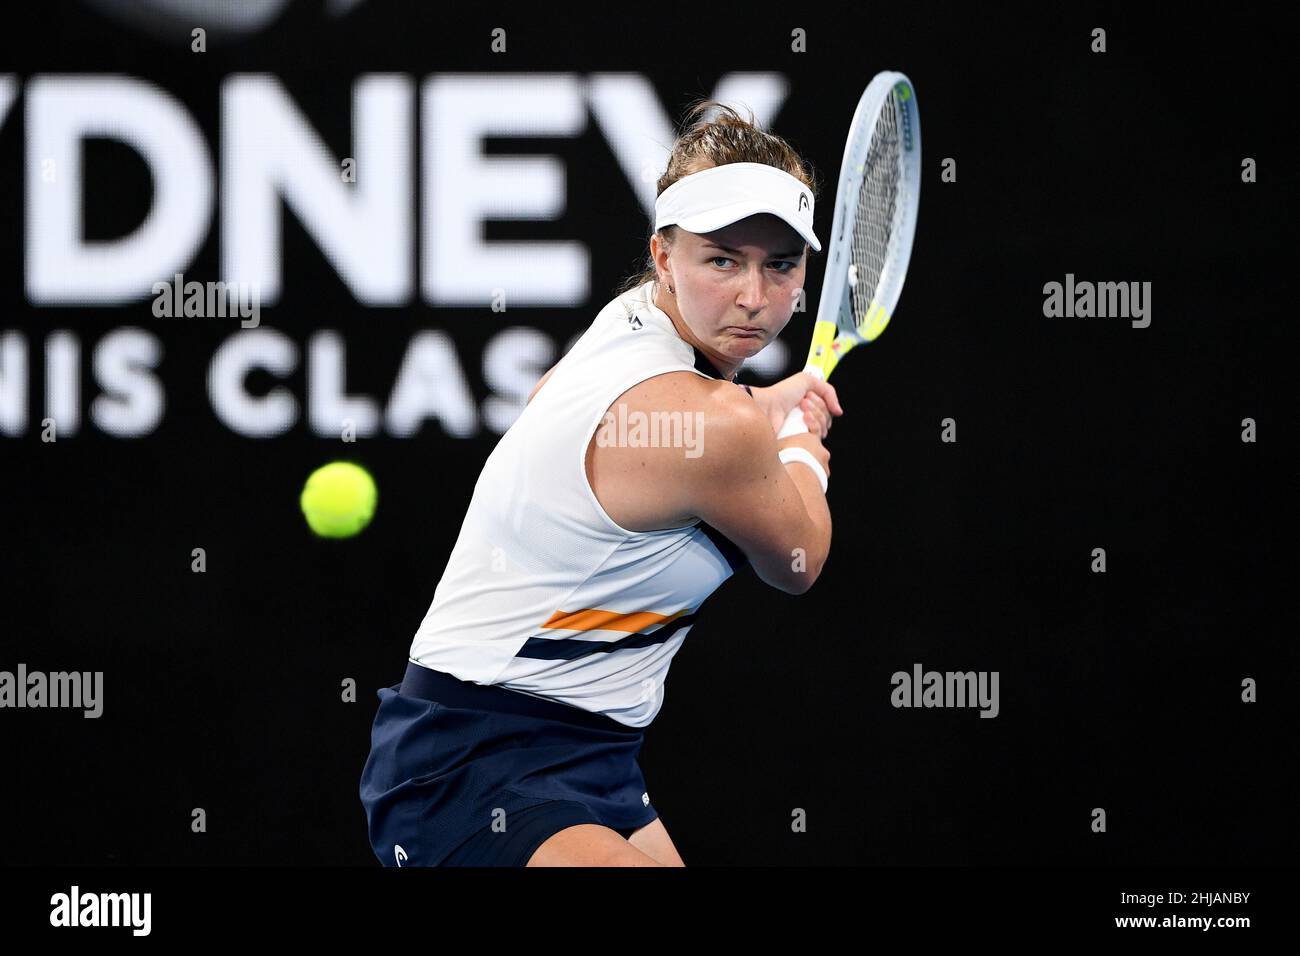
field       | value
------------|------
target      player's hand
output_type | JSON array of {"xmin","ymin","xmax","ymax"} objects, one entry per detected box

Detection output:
[
  {"xmin": 795, "ymin": 390, "xmax": 836, "ymax": 438},
  {"xmin": 750, "ymin": 373, "xmax": 843, "ymax": 438}
]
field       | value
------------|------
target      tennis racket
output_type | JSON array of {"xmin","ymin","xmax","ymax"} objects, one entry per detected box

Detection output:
[{"xmin": 777, "ymin": 70, "xmax": 921, "ymax": 438}]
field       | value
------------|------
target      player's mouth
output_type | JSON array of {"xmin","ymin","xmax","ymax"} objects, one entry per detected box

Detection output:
[{"xmin": 728, "ymin": 326, "xmax": 764, "ymax": 337}]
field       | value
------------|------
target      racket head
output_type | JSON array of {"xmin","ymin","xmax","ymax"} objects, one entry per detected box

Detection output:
[{"xmin": 815, "ymin": 71, "xmax": 922, "ymax": 349}]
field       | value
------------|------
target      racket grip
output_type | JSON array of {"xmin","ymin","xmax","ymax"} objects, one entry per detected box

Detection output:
[
  {"xmin": 775, "ymin": 363, "xmax": 825, "ymax": 439},
  {"xmin": 776, "ymin": 405, "xmax": 809, "ymax": 438}
]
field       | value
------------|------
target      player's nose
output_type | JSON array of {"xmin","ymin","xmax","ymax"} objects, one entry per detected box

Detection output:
[{"xmin": 735, "ymin": 266, "xmax": 769, "ymax": 310}]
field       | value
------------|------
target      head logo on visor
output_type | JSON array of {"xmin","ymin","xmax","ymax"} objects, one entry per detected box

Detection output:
[{"xmin": 653, "ymin": 162, "xmax": 821, "ymax": 253}]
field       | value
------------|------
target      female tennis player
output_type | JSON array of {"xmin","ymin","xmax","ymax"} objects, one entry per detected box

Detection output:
[{"xmin": 359, "ymin": 101, "xmax": 841, "ymax": 867}]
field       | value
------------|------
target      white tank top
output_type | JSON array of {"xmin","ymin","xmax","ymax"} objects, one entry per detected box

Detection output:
[{"xmin": 408, "ymin": 279, "xmax": 749, "ymax": 727}]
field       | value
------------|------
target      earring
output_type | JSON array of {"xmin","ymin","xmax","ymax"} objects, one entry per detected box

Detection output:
[{"xmin": 668, "ymin": 284, "xmax": 675, "ymax": 295}]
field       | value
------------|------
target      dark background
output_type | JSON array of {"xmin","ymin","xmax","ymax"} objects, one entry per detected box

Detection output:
[{"xmin": 0, "ymin": 1, "xmax": 1293, "ymax": 867}]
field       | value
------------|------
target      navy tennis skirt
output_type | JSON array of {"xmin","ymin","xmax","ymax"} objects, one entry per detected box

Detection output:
[{"xmin": 359, "ymin": 661, "xmax": 660, "ymax": 867}]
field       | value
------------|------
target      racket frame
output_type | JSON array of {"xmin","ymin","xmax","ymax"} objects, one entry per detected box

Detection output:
[
  {"xmin": 777, "ymin": 71, "xmax": 920, "ymax": 439},
  {"xmin": 806, "ymin": 70, "xmax": 921, "ymax": 381}
]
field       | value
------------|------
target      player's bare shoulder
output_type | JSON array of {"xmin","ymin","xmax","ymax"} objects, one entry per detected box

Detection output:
[
  {"xmin": 584, "ymin": 370, "xmax": 764, "ymax": 532},
  {"xmin": 621, "ymin": 370, "xmax": 765, "ymax": 472}
]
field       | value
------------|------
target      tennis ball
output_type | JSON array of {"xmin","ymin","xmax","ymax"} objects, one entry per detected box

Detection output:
[{"xmin": 300, "ymin": 461, "xmax": 377, "ymax": 538}]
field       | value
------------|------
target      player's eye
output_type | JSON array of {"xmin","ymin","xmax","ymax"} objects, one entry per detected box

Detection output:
[
  {"xmin": 771, "ymin": 260, "xmax": 797, "ymax": 273},
  {"xmin": 710, "ymin": 256, "xmax": 734, "ymax": 268}
]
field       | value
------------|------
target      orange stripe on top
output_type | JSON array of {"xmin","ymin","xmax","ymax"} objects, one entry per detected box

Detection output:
[{"xmin": 541, "ymin": 607, "xmax": 690, "ymax": 634}]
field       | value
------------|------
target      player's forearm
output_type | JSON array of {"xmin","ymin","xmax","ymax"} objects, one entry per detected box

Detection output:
[{"xmin": 783, "ymin": 463, "xmax": 831, "ymax": 585}]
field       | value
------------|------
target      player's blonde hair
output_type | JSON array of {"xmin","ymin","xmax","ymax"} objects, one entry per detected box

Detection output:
[{"xmin": 615, "ymin": 99, "xmax": 821, "ymax": 296}]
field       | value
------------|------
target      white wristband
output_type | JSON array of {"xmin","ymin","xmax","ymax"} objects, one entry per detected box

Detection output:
[{"xmin": 778, "ymin": 447, "xmax": 828, "ymax": 493}]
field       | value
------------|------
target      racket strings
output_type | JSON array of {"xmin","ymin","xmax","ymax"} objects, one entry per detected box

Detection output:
[{"xmin": 850, "ymin": 94, "xmax": 903, "ymax": 332}]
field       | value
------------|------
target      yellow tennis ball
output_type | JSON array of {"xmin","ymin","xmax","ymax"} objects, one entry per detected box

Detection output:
[{"xmin": 300, "ymin": 461, "xmax": 377, "ymax": 538}]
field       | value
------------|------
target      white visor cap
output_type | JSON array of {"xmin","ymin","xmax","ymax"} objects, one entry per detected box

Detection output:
[{"xmin": 653, "ymin": 162, "xmax": 821, "ymax": 253}]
